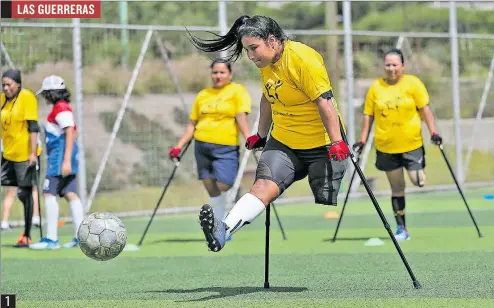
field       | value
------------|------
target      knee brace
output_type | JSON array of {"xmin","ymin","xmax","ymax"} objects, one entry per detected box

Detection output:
[
  {"xmin": 308, "ymin": 160, "xmax": 346, "ymax": 206},
  {"xmin": 17, "ymin": 186, "xmax": 33, "ymax": 204}
]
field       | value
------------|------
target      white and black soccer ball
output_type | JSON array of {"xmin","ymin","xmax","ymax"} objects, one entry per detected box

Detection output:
[{"xmin": 77, "ymin": 212, "xmax": 127, "ymax": 261}]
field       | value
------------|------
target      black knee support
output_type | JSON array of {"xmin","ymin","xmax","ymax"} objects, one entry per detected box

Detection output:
[
  {"xmin": 18, "ymin": 186, "xmax": 34, "ymax": 238},
  {"xmin": 308, "ymin": 160, "xmax": 346, "ymax": 206},
  {"xmin": 17, "ymin": 186, "xmax": 32, "ymax": 203}
]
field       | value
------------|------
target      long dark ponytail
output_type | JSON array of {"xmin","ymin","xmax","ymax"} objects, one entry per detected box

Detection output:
[{"xmin": 188, "ymin": 15, "xmax": 287, "ymax": 63}]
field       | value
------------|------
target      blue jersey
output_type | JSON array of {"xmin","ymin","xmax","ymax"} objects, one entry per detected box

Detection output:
[{"xmin": 44, "ymin": 100, "xmax": 79, "ymax": 177}]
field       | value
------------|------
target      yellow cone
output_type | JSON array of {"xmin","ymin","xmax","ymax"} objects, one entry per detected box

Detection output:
[{"xmin": 324, "ymin": 211, "xmax": 340, "ymax": 219}]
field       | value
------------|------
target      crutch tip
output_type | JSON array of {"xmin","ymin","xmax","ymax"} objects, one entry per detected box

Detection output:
[
  {"xmin": 263, "ymin": 282, "xmax": 270, "ymax": 289},
  {"xmin": 413, "ymin": 281, "xmax": 422, "ymax": 289},
  {"xmin": 478, "ymin": 233, "xmax": 484, "ymax": 238}
]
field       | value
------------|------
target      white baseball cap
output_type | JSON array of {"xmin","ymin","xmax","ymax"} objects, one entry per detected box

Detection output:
[{"xmin": 36, "ymin": 75, "xmax": 66, "ymax": 95}]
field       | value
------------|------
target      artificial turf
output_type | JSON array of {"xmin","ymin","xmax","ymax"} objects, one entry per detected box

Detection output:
[{"xmin": 1, "ymin": 188, "xmax": 494, "ymax": 307}]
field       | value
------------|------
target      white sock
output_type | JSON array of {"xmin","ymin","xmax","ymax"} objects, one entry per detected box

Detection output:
[
  {"xmin": 44, "ymin": 195, "xmax": 59, "ymax": 241},
  {"xmin": 208, "ymin": 193, "xmax": 227, "ymax": 220},
  {"xmin": 223, "ymin": 193, "xmax": 265, "ymax": 235},
  {"xmin": 69, "ymin": 198, "xmax": 84, "ymax": 239}
]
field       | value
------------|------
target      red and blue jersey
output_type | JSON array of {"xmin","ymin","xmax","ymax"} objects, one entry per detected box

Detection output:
[{"xmin": 44, "ymin": 100, "xmax": 79, "ymax": 177}]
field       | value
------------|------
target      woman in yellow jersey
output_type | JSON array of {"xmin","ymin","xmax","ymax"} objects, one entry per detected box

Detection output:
[
  {"xmin": 353, "ymin": 49, "xmax": 442, "ymax": 241},
  {"xmin": 1, "ymin": 69, "xmax": 42, "ymax": 247},
  {"xmin": 169, "ymin": 59, "xmax": 252, "ymax": 223},
  {"xmin": 188, "ymin": 15, "xmax": 350, "ymax": 252}
]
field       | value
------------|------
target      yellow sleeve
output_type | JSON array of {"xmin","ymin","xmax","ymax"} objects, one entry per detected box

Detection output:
[
  {"xmin": 295, "ymin": 54, "xmax": 332, "ymax": 101},
  {"xmin": 363, "ymin": 85, "xmax": 375, "ymax": 116},
  {"xmin": 235, "ymin": 85, "xmax": 252, "ymax": 114},
  {"xmin": 412, "ymin": 77, "xmax": 430, "ymax": 109},
  {"xmin": 189, "ymin": 96, "xmax": 200, "ymax": 121},
  {"xmin": 22, "ymin": 90, "xmax": 38, "ymax": 121}
]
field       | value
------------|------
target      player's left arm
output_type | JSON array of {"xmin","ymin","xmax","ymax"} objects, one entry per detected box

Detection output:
[
  {"xmin": 413, "ymin": 77, "xmax": 442, "ymax": 144},
  {"xmin": 315, "ymin": 95, "xmax": 342, "ymax": 142},
  {"xmin": 295, "ymin": 55, "xmax": 348, "ymax": 160},
  {"xmin": 23, "ymin": 91, "xmax": 39, "ymax": 165},
  {"xmin": 295, "ymin": 55, "xmax": 343, "ymax": 142}
]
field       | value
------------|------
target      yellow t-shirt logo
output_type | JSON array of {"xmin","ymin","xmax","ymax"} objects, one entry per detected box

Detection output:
[{"xmin": 264, "ymin": 79, "xmax": 284, "ymax": 106}]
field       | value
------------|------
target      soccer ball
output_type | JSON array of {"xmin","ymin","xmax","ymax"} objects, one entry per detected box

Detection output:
[{"xmin": 77, "ymin": 212, "xmax": 127, "ymax": 261}]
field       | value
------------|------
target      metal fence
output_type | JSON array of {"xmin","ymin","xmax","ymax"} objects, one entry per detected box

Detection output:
[{"xmin": 1, "ymin": 0, "xmax": 494, "ymax": 217}]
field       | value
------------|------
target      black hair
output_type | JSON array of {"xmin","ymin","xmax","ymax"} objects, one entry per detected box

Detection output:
[
  {"xmin": 210, "ymin": 58, "xmax": 232, "ymax": 72},
  {"xmin": 1, "ymin": 69, "xmax": 22, "ymax": 85},
  {"xmin": 188, "ymin": 15, "xmax": 288, "ymax": 63},
  {"xmin": 42, "ymin": 89, "xmax": 71, "ymax": 104},
  {"xmin": 384, "ymin": 48, "xmax": 405, "ymax": 64}
]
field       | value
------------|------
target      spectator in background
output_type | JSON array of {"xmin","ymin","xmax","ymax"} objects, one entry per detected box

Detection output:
[
  {"xmin": 353, "ymin": 48, "xmax": 442, "ymax": 241},
  {"xmin": 1, "ymin": 69, "xmax": 41, "ymax": 247},
  {"xmin": 169, "ymin": 58, "xmax": 252, "ymax": 226}
]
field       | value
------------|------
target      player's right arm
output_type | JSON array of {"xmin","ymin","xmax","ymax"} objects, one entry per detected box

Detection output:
[
  {"xmin": 176, "ymin": 120, "xmax": 197, "ymax": 149},
  {"xmin": 354, "ymin": 84, "xmax": 376, "ymax": 154},
  {"xmin": 169, "ymin": 98, "xmax": 199, "ymax": 158},
  {"xmin": 257, "ymin": 94, "xmax": 272, "ymax": 138}
]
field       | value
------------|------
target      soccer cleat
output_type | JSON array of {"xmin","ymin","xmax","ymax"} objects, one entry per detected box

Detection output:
[
  {"xmin": 62, "ymin": 237, "xmax": 79, "ymax": 248},
  {"xmin": 29, "ymin": 237, "xmax": 61, "ymax": 250},
  {"xmin": 394, "ymin": 225, "xmax": 410, "ymax": 241},
  {"xmin": 13, "ymin": 233, "xmax": 32, "ymax": 248},
  {"xmin": 199, "ymin": 204, "xmax": 227, "ymax": 252}
]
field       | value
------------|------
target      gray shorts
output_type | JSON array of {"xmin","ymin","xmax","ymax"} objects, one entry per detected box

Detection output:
[
  {"xmin": 255, "ymin": 137, "xmax": 347, "ymax": 206},
  {"xmin": 375, "ymin": 146, "xmax": 425, "ymax": 172},
  {"xmin": 1, "ymin": 157, "xmax": 39, "ymax": 187}
]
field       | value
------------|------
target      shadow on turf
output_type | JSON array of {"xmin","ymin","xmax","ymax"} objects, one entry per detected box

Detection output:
[
  {"xmin": 323, "ymin": 237, "xmax": 390, "ymax": 242},
  {"xmin": 145, "ymin": 286, "xmax": 308, "ymax": 302},
  {"xmin": 148, "ymin": 238, "xmax": 204, "ymax": 244}
]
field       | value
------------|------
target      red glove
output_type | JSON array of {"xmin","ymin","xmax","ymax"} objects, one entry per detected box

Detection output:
[
  {"xmin": 245, "ymin": 133, "xmax": 267, "ymax": 150},
  {"xmin": 168, "ymin": 147, "xmax": 181, "ymax": 159},
  {"xmin": 328, "ymin": 140, "xmax": 350, "ymax": 161}
]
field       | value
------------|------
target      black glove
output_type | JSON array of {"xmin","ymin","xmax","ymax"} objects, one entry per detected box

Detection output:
[
  {"xmin": 431, "ymin": 133, "xmax": 442, "ymax": 145},
  {"xmin": 352, "ymin": 141, "xmax": 365, "ymax": 155}
]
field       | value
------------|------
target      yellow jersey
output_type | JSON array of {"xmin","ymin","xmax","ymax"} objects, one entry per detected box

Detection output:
[
  {"xmin": 190, "ymin": 82, "xmax": 252, "ymax": 146},
  {"xmin": 260, "ymin": 40, "xmax": 340, "ymax": 149},
  {"xmin": 1, "ymin": 89, "xmax": 42, "ymax": 162},
  {"xmin": 364, "ymin": 74, "xmax": 430, "ymax": 154}
]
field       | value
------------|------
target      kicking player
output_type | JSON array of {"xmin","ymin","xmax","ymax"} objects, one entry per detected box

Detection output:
[
  {"xmin": 30, "ymin": 75, "xmax": 84, "ymax": 250},
  {"xmin": 353, "ymin": 48, "xmax": 442, "ymax": 241},
  {"xmin": 188, "ymin": 15, "xmax": 350, "ymax": 252},
  {"xmin": 1, "ymin": 69, "xmax": 42, "ymax": 247},
  {"xmin": 169, "ymin": 59, "xmax": 251, "ymax": 224}
]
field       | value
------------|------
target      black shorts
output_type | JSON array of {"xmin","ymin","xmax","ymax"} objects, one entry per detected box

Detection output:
[
  {"xmin": 255, "ymin": 137, "xmax": 347, "ymax": 206},
  {"xmin": 375, "ymin": 146, "xmax": 425, "ymax": 172},
  {"xmin": 1, "ymin": 156, "xmax": 40, "ymax": 187}
]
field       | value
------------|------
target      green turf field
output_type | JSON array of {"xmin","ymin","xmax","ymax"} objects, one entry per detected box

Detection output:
[{"xmin": 2, "ymin": 188, "xmax": 494, "ymax": 307}]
